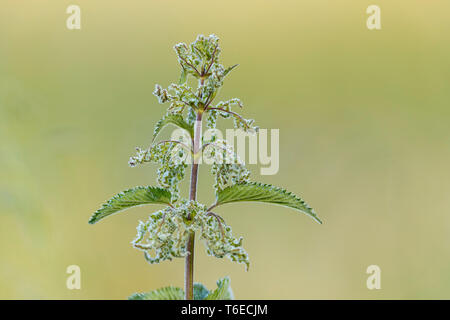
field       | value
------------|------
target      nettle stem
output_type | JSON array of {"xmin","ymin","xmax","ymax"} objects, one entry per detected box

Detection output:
[{"xmin": 185, "ymin": 110, "xmax": 203, "ymax": 300}]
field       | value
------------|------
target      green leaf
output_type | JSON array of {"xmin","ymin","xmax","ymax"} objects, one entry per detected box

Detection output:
[
  {"xmin": 205, "ymin": 277, "xmax": 234, "ymax": 300},
  {"xmin": 128, "ymin": 286, "xmax": 184, "ymax": 300},
  {"xmin": 89, "ymin": 186, "xmax": 172, "ymax": 224},
  {"xmin": 215, "ymin": 182, "xmax": 322, "ymax": 224},
  {"xmin": 153, "ymin": 114, "xmax": 194, "ymax": 142},
  {"xmin": 224, "ymin": 64, "xmax": 238, "ymax": 77},
  {"xmin": 193, "ymin": 283, "xmax": 210, "ymax": 300}
]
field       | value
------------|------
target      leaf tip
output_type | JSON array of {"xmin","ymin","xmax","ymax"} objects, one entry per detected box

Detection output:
[{"xmin": 88, "ymin": 215, "xmax": 98, "ymax": 224}]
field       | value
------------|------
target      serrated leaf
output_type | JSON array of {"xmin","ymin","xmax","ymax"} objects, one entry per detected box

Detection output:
[
  {"xmin": 224, "ymin": 64, "xmax": 238, "ymax": 77},
  {"xmin": 128, "ymin": 286, "xmax": 184, "ymax": 300},
  {"xmin": 153, "ymin": 114, "xmax": 194, "ymax": 142},
  {"xmin": 193, "ymin": 283, "xmax": 210, "ymax": 300},
  {"xmin": 205, "ymin": 277, "xmax": 234, "ymax": 300},
  {"xmin": 89, "ymin": 186, "xmax": 172, "ymax": 224},
  {"xmin": 215, "ymin": 182, "xmax": 322, "ymax": 224}
]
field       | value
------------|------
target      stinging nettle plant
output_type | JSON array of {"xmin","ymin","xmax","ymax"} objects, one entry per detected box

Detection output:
[{"xmin": 89, "ymin": 34, "xmax": 322, "ymax": 300}]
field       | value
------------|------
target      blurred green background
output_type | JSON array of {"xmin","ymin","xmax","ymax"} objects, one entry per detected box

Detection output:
[{"xmin": 1, "ymin": 0, "xmax": 450, "ymax": 299}]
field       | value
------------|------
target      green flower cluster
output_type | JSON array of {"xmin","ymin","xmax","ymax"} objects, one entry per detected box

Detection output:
[
  {"xmin": 128, "ymin": 142, "xmax": 187, "ymax": 201},
  {"xmin": 203, "ymin": 139, "xmax": 251, "ymax": 193},
  {"xmin": 132, "ymin": 200, "xmax": 249, "ymax": 269}
]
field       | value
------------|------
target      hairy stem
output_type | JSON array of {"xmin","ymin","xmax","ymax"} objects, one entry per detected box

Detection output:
[{"xmin": 185, "ymin": 110, "xmax": 203, "ymax": 300}]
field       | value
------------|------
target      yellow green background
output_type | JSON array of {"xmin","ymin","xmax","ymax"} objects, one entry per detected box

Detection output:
[{"xmin": 1, "ymin": 0, "xmax": 450, "ymax": 299}]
